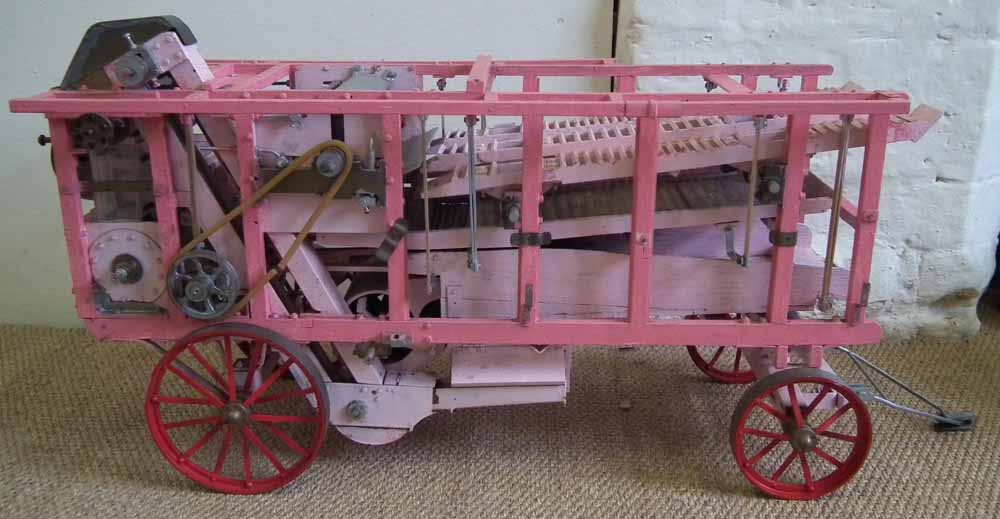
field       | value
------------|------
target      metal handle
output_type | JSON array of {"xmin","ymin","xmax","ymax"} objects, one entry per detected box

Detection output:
[{"xmin": 465, "ymin": 115, "xmax": 481, "ymax": 272}]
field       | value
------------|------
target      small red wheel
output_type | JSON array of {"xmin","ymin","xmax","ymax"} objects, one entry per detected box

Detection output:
[
  {"xmin": 730, "ymin": 367, "xmax": 873, "ymax": 500},
  {"xmin": 687, "ymin": 346, "xmax": 756, "ymax": 384},
  {"xmin": 146, "ymin": 323, "xmax": 329, "ymax": 494}
]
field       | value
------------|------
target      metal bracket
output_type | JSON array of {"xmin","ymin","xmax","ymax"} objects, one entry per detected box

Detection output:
[
  {"xmin": 93, "ymin": 286, "xmax": 165, "ymax": 315},
  {"xmin": 723, "ymin": 225, "xmax": 746, "ymax": 266},
  {"xmin": 375, "ymin": 218, "xmax": 409, "ymax": 263},
  {"xmin": 769, "ymin": 230, "xmax": 798, "ymax": 247},
  {"xmin": 510, "ymin": 231, "xmax": 552, "ymax": 247}
]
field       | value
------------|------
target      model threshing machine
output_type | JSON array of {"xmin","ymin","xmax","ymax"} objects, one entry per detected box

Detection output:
[{"xmin": 10, "ymin": 16, "xmax": 967, "ymax": 499}]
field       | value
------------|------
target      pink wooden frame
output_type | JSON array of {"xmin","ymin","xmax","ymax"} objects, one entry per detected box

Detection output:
[{"xmin": 13, "ymin": 58, "xmax": 901, "ymax": 351}]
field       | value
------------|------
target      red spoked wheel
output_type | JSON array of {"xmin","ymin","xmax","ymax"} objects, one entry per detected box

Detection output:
[
  {"xmin": 730, "ymin": 367, "xmax": 872, "ymax": 500},
  {"xmin": 687, "ymin": 345, "xmax": 756, "ymax": 384},
  {"xmin": 146, "ymin": 323, "xmax": 329, "ymax": 494}
]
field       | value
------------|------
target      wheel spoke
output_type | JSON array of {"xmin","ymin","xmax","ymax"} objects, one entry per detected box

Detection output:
[
  {"xmin": 164, "ymin": 415, "xmax": 222, "ymax": 430},
  {"xmin": 706, "ymin": 347, "xmax": 725, "ymax": 368},
  {"xmin": 188, "ymin": 344, "xmax": 229, "ymax": 390},
  {"xmin": 182, "ymin": 423, "xmax": 223, "ymax": 459},
  {"xmin": 243, "ymin": 343, "xmax": 264, "ymax": 393},
  {"xmin": 157, "ymin": 396, "xmax": 218, "ymax": 407},
  {"xmin": 733, "ymin": 348, "xmax": 743, "ymax": 372},
  {"xmin": 787, "ymin": 385, "xmax": 805, "ymax": 427},
  {"xmin": 244, "ymin": 361, "xmax": 293, "ymax": 407},
  {"xmin": 262, "ymin": 422, "xmax": 309, "ymax": 457},
  {"xmin": 803, "ymin": 384, "xmax": 833, "ymax": 418},
  {"xmin": 244, "ymin": 426, "xmax": 287, "ymax": 474},
  {"xmin": 253, "ymin": 388, "xmax": 315, "ymax": 406},
  {"xmin": 213, "ymin": 427, "xmax": 234, "ymax": 475},
  {"xmin": 815, "ymin": 403, "xmax": 853, "ymax": 433},
  {"xmin": 741, "ymin": 427, "xmax": 789, "ymax": 440},
  {"xmin": 167, "ymin": 364, "xmax": 225, "ymax": 407},
  {"xmin": 754, "ymin": 400, "xmax": 788, "ymax": 421},
  {"xmin": 251, "ymin": 414, "xmax": 320, "ymax": 424},
  {"xmin": 800, "ymin": 453, "xmax": 814, "ymax": 490},
  {"xmin": 772, "ymin": 451, "xmax": 798, "ymax": 481},
  {"xmin": 813, "ymin": 446, "xmax": 845, "ymax": 468},
  {"xmin": 241, "ymin": 428, "xmax": 253, "ymax": 483},
  {"xmin": 223, "ymin": 337, "xmax": 237, "ymax": 401},
  {"xmin": 819, "ymin": 430, "xmax": 859, "ymax": 443},
  {"xmin": 747, "ymin": 438, "xmax": 782, "ymax": 467}
]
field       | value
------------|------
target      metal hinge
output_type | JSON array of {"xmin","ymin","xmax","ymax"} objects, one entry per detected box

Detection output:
[
  {"xmin": 510, "ymin": 231, "xmax": 552, "ymax": 247},
  {"xmin": 769, "ymin": 230, "xmax": 798, "ymax": 247}
]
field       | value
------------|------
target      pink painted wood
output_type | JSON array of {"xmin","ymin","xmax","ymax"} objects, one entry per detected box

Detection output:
[
  {"xmin": 48, "ymin": 118, "xmax": 97, "ymax": 318},
  {"xmin": 846, "ymin": 114, "xmax": 890, "ymax": 324},
  {"xmin": 767, "ymin": 114, "xmax": 811, "ymax": 323},
  {"xmin": 517, "ymin": 114, "xmax": 543, "ymax": 325},
  {"xmin": 234, "ymin": 115, "xmax": 269, "ymax": 319},
  {"xmin": 628, "ymin": 117, "xmax": 660, "ymax": 323},
  {"xmin": 382, "ymin": 114, "xmax": 409, "ymax": 321}
]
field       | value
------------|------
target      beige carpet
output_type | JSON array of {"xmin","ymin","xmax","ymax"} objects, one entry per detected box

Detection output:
[{"xmin": 1, "ymin": 308, "xmax": 998, "ymax": 518}]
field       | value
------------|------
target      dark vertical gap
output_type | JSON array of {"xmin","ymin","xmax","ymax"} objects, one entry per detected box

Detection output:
[{"xmin": 610, "ymin": 0, "xmax": 621, "ymax": 92}]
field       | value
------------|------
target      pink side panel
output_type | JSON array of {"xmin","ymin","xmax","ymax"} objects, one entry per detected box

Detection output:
[
  {"xmin": 382, "ymin": 114, "xmax": 409, "ymax": 321},
  {"xmin": 767, "ymin": 114, "xmax": 811, "ymax": 323},
  {"xmin": 846, "ymin": 114, "xmax": 890, "ymax": 324},
  {"xmin": 48, "ymin": 118, "xmax": 96, "ymax": 318},
  {"xmin": 234, "ymin": 115, "xmax": 269, "ymax": 319}
]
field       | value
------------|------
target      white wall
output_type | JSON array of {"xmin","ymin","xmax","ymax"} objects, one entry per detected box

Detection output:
[
  {"xmin": 0, "ymin": 1, "xmax": 612, "ymax": 327},
  {"xmin": 618, "ymin": 0, "xmax": 1000, "ymax": 337}
]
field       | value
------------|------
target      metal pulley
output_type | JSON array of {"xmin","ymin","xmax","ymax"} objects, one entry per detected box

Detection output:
[
  {"xmin": 167, "ymin": 249, "xmax": 240, "ymax": 320},
  {"xmin": 71, "ymin": 113, "xmax": 131, "ymax": 152}
]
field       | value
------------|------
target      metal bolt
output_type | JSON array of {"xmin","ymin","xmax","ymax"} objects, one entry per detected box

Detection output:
[
  {"xmin": 37, "ymin": 134, "xmax": 51, "ymax": 146},
  {"xmin": 346, "ymin": 400, "xmax": 367, "ymax": 420}
]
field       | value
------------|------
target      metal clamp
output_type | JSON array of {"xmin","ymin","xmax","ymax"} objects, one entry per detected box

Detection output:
[
  {"xmin": 510, "ymin": 232, "xmax": 552, "ymax": 247},
  {"xmin": 769, "ymin": 230, "xmax": 798, "ymax": 247}
]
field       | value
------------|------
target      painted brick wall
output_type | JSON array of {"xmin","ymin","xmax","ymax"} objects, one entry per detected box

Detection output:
[{"xmin": 618, "ymin": 0, "xmax": 1000, "ymax": 337}]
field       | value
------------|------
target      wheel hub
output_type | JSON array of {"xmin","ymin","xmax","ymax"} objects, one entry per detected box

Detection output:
[
  {"xmin": 184, "ymin": 279, "xmax": 209, "ymax": 302},
  {"xmin": 222, "ymin": 402, "xmax": 250, "ymax": 425},
  {"xmin": 789, "ymin": 425, "xmax": 819, "ymax": 453}
]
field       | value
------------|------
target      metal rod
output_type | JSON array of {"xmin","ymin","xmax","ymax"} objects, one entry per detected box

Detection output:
[
  {"xmin": 740, "ymin": 116, "xmax": 766, "ymax": 266},
  {"xmin": 870, "ymin": 396, "xmax": 964, "ymax": 426},
  {"xmin": 820, "ymin": 114, "xmax": 854, "ymax": 311},
  {"xmin": 184, "ymin": 115, "xmax": 200, "ymax": 239},
  {"xmin": 465, "ymin": 116, "xmax": 481, "ymax": 271},
  {"xmin": 846, "ymin": 348, "xmax": 888, "ymax": 399},
  {"xmin": 835, "ymin": 346, "xmax": 948, "ymax": 415},
  {"xmin": 420, "ymin": 115, "xmax": 433, "ymax": 293}
]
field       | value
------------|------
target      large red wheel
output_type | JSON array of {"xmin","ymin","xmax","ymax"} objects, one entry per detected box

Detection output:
[
  {"xmin": 729, "ymin": 367, "xmax": 872, "ymax": 500},
  {"xmin": 687, "ymin": 346, "xmax": 756, "ymax": 384},
  {"xmin": 685, "ymin": 315, "xmax": 755, "ymax": 384},
  {"xmin": 146, "ymin": 323, "xmax": 329, "ymax": 494}
]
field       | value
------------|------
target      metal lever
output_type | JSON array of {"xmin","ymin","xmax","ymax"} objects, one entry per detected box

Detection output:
[
  {"xmin": 819, "ymin": 114, "xmax": 854, "ymax": 311},
  {"xmin": 738, "ymin": 116, "xmax": 767, "ymax": 267},
  {"xmin": 420, "ymin": 116, "xmax": 433, "ymax": 293},
  {"xmin": 836, "ymin": 347, "xmax": 976, "ymax": 432},
  {"xmin": 465, "ymin": 115, "xmax": 481, "ymax": 272}
]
